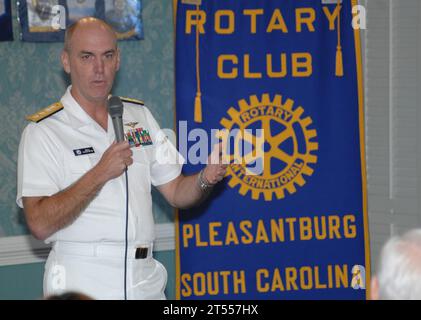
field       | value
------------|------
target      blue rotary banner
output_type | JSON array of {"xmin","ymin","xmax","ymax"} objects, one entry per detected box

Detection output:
[
  {"xmin": 0, "ymin": 0, "xmax": 13, "ymax": 41},
  {"xmin": 175, "ymin": 0, "xmax": 369, "ymax": 299}
]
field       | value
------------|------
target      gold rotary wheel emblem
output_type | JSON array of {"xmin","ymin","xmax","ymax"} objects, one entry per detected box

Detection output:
[{"xmin": 219, "ymin": 93, "xmax": 318, "ymax": 201}]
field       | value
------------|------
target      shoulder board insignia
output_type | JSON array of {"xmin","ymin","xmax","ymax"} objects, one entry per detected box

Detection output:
[
  {"xmin": 120, "ymin": 97, "xmax": 144, "ymax": 106},
  {"xmin": 26, "ymin": 102, "xmax": 64, "ymax": 123}
]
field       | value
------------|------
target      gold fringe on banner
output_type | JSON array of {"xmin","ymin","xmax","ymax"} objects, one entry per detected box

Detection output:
[{"xmin": 335, "ymin": 0, "xmax": 344, "ymax": 77}]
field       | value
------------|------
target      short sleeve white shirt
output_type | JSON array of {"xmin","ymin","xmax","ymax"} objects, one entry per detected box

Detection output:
[{"xmin": 17, "ymin": 86, "xmax": 183, "ymax": 244}]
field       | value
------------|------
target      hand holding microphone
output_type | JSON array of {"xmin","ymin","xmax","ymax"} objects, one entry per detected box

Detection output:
[
  {"xmin": 92, "ymin": 97, "xmax": 133, "ymax": 183},
  {"xmin": 96, "ymin": 141, "xmax": 133, "ymax": 181}
]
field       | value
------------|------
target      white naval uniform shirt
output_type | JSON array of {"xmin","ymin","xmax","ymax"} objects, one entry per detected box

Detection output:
[{"xmin": 16, "ymin": 86, "xmax": 182, "ymax": 245}]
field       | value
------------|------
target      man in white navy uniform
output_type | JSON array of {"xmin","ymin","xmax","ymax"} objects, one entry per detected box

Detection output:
[{"xmin": 16, "ymin": 17, "xmax": 227, "ymax": 300}]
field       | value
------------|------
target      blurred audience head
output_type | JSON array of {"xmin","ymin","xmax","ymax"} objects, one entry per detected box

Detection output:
[
  {"xmin": 44, "ymin": 291, "xmax": 93, "ymax": 300},
  {"xmin": 371, "ymin": 229, "xmax": 421, "ymax": 299}
]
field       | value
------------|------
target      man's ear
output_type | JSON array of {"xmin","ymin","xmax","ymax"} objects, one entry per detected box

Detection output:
[
  {"xmin": 61, "ymin": 50, "xmax": 71, "ymax": 74},
  {"xmin": 370, "ymin": 276, "xmax": 379, "ymax": 300}
]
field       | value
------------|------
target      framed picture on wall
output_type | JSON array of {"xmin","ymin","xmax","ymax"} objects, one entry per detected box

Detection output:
[
  {"xmin": 67, "ymin": 0, "xmax": 97, "ymax": 25},
  {"xmin": 104, "ymin": 0, "xmax": 143, "ymax": 40},
  {"xmin": 0, "ymin": 0, "xmax": 13, "ymax": 41},
  {"xmin": 18, "ymin": 0, "xmax": 143, "ymax": 42}
]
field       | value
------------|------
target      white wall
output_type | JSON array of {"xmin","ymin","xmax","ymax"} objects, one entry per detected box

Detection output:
[{"xmin": 365, "ymin": 0, "xmax": 421, "ymax": 272}]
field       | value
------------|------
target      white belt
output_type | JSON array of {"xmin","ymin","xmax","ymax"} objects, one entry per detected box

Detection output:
[{"xmin": 54, "ymin": 241, "xmax": 153, "ymax": 260}]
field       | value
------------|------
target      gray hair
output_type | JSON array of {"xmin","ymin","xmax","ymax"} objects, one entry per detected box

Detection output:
[{"xmin": 377, "ymin": 229, "xmax": 421, "ymax": 299}]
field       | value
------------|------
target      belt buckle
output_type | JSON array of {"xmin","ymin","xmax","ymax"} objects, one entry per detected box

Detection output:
[{"xmin": 135, "ymin": 247, "xmax": 148, "ymax": 259}]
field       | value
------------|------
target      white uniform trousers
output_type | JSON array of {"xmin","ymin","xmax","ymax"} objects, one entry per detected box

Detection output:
[{"xmin": 43, "ymin": 241, "xmax": 167, "ymax": 300}]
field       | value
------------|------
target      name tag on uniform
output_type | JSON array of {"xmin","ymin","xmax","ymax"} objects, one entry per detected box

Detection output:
[{"xmin": 73, "ymin": 147, "xmax": 95, "ymax": 156}]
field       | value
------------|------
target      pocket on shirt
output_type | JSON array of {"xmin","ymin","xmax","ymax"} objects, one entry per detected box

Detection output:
[
  {"xmin": 130, "ymin": 148, "xmax": 151, "ymax": 193},
  {"xmin": 132, "ymin": 146, "xmax": 153, "ymax": 165},
  {"xmin": 69, "ymin": 156, "xmax": 91, "ymax": 180}
]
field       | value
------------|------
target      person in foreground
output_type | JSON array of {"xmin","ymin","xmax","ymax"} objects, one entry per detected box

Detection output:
[
  {"xmin": 16, "ymin": 17, "xmax": 227, "ymax": 300},
  {"xmin": 45, "ymin": 291, "xmax": 93, "ymax": 300},
  {"xmin": 371, "ymin": 229, "xmax": 421, "ymax": 300}
]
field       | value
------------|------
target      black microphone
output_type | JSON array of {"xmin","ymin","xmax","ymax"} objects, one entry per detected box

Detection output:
[
  {"xmin": 108, "ymin": 96, "xmax": 130, "ymax": 300},
  {"xmin": 107, "ymin": 96, "xmax": 125, "ymax": 142}
]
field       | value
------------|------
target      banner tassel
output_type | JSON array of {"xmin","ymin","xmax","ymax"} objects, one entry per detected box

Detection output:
[
  {"xmin": 336, "ymin": 45, "xmax": 344, "ymax": 77},
  {"xmin": 194, "ymin": 92, "xmax": 202, "ymax": 123},
  {"xmin": 194, "ymin": 4, "xmax": 203, "ymax": 123},
  {"xmin": 335, "ymin": 0, "xmax": 344, "ymax": 77}
]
